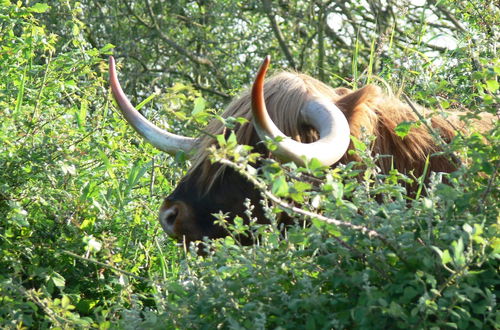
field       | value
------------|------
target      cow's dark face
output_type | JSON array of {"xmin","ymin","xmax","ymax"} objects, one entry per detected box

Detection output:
[{"xmin": 158, "ymin": 163, "xmax": 266, "ymax": 244}]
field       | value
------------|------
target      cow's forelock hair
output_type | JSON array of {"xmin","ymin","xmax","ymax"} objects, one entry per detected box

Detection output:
[{"xmin": 188, "ymin": 71, "xmax": 344, "ymax": 195}]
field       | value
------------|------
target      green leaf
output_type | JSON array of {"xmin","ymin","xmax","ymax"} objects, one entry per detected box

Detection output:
[
  {"xmin": 290, "ymin": 181, "xmax": 312, "ymax": 203},
  {"xmin": 307, "ymin": 158, "xmax": 324, "ymax": 172},
  {"xmin": 439, "ymin": 100, "xmax": 450, "ymax": 109},
  {"xmin": 14, "ymin": 65, "xmax": 27, "ymax": 115},
  {"xmin": 100, "ymin": 43, "xmax": 115, "ymax": 53},
  {"xmin": 293, "ymin": 181, "xmax": 312, "ymax": 193},
  {"xmin": 452, "ymin": 237, "xmax": 465, "ymax": 267},
  {"xmin": 192, "ymin": 97, "xmax": 206, "ymax": 115},
  {"xmin": 331, "ymin": 181, "xmax": 344, "ymax": 200},
  {"xmin": 485, "ymin": 79, "xmax": 499, "ymax": 92},
  {"xmin": 76, "ymin": 299, "xmax": 99, "ymax": 314},
  {"xmin": 388, "ymin": 301, "xmax": 405, "ymax": 317},
  {"xmin": 29, "ymin": 3, "xmax": 50, "ymax": 13},
  {"xmin": 136, "ymin": 93, "xmax": 157, "ymax": 110},
  {"xmin": 50, "ymin": 272, "xmax": 66, "ymax": 289},
  {"xmin": 224, "ymin": 236, "xmax": 235, "ymax": 246},
  {"xmin": 235, "ymin": 117, "xmax": 248, "ymax": 125},
  {"xmin": 171, "ymin": 82, "xmax": 189, "ymax": 92},
  {"xmin": 394, "ymin": 121, "xmax": 418, "ymax": 138},
  {"xmin": 76, "ymin": 100, "xmax": 87, "ymax": 128},
  {"xmin": 216, "ymin": 134, "xmax": 226, "ymax": 146},
  {"xmin": 226, "ymin": 131, "xmax": 237, "ymax": 147},
  {"xmin": 72, "ymin": 23, "xmax": 80, "ymax": 36},
  {"xmin": 350, "ymin": 135, "xmax": 366, "ymax": 151},
  {"xmin": 272, "ymin": 176, "xmax": 289, "ymax": 197},
  {"xmin": 471, "ymin": 224, "xmax": 485, "ymax": 244},
  {"xmin": 433, "ymin": 246, "xmax": 453, "ymax": 265},
  {"xmin": 402, "ymin": 286, "xmax": 419, "ymax": 303},
  {"xmin": 7, "ymin": 204, "xmax": 29, "ymax": 227},
  {"xmin": 442, "ymin": 249, "xmax": 452, "ymax": 265},
  {"xmin": 128, "ymin": 161, "xmax": 149, "ymax": 185}
]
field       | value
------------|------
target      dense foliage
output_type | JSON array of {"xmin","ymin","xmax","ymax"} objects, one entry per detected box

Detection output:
[{"xmin": 0, "ymin": 0, "xmax": 498, "ymax": 328}]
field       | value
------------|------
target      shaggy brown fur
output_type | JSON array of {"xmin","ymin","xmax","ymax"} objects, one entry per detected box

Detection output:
[{"xmin": 188, "ymin": 71, "xmax": 492, "ymax": 193}]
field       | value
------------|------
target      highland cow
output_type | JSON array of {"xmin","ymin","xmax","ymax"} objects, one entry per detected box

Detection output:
[{"xmin": 109, "ymin": 56, "xmax": 492, "ymax": 244}]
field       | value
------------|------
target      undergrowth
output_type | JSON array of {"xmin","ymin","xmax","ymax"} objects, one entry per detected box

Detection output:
[{"xmin": 0, "ymin": 1, "xmax": 498, "ymax": 329}]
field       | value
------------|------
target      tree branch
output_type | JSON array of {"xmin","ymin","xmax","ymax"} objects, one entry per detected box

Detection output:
[
  {"xmin": 336, "ymin": 2, "xmax": 370, "ymax": 48},
  {"xmin": 143, "ymin": 0, "xmax": 215, "ymax": 68},
  {"xmin": 120, "ymin": 0, "xmax": 230, "ymax": 92},
  {"xmin": 261, "ymin": 0, "xmax": 297, "ymax": 69},
  {"xmin": 151, "ymin": 68, "xmax": 231, "ymax": 99},
  {"xmin": 434, "ymin": 4, "xmax": 468, "ymax": 34},
  {"xmin": 317, "ymin": 6, "xmax": 326, "ymax": 80}
]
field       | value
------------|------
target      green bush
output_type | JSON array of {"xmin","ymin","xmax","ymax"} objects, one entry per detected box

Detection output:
[
  {"xmin": 118, "ymin": 111, "xmax": 498, "ymax": 328},
  {"xmin": 0, "ymin": 1, "xmax": 498, "ymax": 329},
  {"xmin": 0, "ymin": 2, "xmax": 180, "ymax": 327}
]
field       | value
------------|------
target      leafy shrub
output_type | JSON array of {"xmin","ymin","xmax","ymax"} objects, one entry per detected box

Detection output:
[
  {"xmin": 0, "ymin": 2, "xmax": 180, "ymax": 327},
  {"xmin": 120, "ymin": 108, "xmax": 498, "ymax": 328},
  {"xmin": 0, "ymin": 1, "xmax": 498, "ymax": 329}
]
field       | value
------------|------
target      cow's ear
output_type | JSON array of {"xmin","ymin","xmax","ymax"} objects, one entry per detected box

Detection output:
[
  {"xmin": 334, "ymin": 85, "xmax": 382, "ymax": 142},
  {"xmin": 333, "ymin": 87, "xmax": 351, "ymax": 96},
  {"xmin": 335, "ymin": 85, "xmax": 382, "ymax": 113}
]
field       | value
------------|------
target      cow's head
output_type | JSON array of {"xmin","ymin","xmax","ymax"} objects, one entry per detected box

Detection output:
[{"xmin": 109, "ymin": 56, "xmax": 351, "ymax": 243}]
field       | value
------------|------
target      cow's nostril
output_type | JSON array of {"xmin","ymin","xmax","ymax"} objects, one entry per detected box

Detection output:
[
  {"xmin": 165, "ymin": 206, "xmax": 178, "ymax": 225},
  {"xmin": 163, "ymin": 205, "xmax": 179, "ymax": 225},
  {"xmin": 159, "ymin": 200, "xmax": 200, "ymax": 240}
]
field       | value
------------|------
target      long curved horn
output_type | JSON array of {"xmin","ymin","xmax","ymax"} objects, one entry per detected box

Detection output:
[
  {"xmin": 251, "ymin": 56, "xmax": 350, "ymax": 167},
  {"xmin": 109, "ymin": 56, "xmax": 196, "ymax": 155}
]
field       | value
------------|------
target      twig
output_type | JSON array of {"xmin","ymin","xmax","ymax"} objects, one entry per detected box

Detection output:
[
  {"xmin": 21, "ymin": 287, "xmax": 66, "ymax": 326},
  {"xmin": 122, "ymin": 0, "xmax": 229, "ymax": 89},
  {"xmin": 477, "ymin": 161, "xmax": 499, "ymax": 213},
  {"xmin": 261, "ymin": 0, "xmax": 297, "ymax": 69},
  {"xmin": 32, "ymin": 52, "xmax": 53, "ymax": 123},
  {"xmin": 150, "ymin": 68, "xmax": 230, "ymax": 99},
  {"xmin": 62, "ymin": 250, "xmax": 150, "ymax": 282},
  {"xmin": 150, "ymin": 155, "xmax": 156, "ymax": 198},
  {"xmin": 317, "ymin": 6, "xmax": 326, "ymax": 80},
  {"xmin": 434, "ymin": 5, "xmax": 468, "ymax": 34},
  {"xmin": 403, "ymin": 94, "xmax": 462, "ymax": 168},
  {"xmin": 143, "ymin": 0, "xmax": 213, "ymax": 67},
  {"xmin": 336, "ymin": 2, "xmax": 370, "ymax": 48}
]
